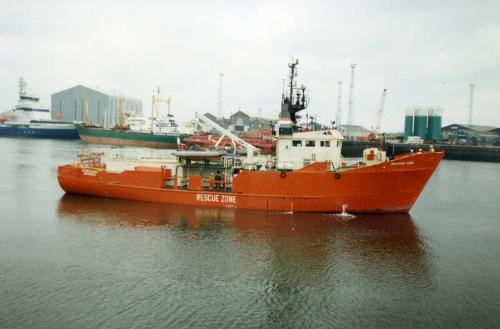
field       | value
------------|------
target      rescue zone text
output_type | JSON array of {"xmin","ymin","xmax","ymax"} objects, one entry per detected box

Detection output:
[{"xmin": 196, "ymin": 193, "xmax": 237, "ymax": 203}]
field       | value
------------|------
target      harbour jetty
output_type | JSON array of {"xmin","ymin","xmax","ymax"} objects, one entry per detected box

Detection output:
[{"xmin": 342, "ymin": 141, "xmax": 500, "ymax": 162}]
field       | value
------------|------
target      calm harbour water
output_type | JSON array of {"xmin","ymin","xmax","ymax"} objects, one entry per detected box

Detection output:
[{"xmin": 0, "ymin": 138, "xmax": 499, "ymax": 329}]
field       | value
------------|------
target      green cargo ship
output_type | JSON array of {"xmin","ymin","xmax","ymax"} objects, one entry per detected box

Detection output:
[{"xmin": 76, "ymin": 124, "xmax": 191, "ymax": 149}]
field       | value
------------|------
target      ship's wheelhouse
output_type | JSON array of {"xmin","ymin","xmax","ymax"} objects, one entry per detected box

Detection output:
[{"xmin": 276, "ymin": 130, "xmax": 343, "ymax": 170}]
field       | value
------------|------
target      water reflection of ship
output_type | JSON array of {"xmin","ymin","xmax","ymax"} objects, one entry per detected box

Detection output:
[
  {"xmin": 57, "ymin": 194, "xmax": 435, "ymax": 328},
  {"xmin": 57, "ymin": 194, "xmax": 430, "ymax": 277},
  {"xmin": 57, "ymin": 194, "xmax": 432, "ymax": 325},
  {"xmin": 57, "ymin": 194, "xmax": 234, "ymax": 228}
]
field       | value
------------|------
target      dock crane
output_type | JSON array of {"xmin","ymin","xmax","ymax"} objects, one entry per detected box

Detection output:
[{"xmin": 367, "ymin": 88, "xmax": 387, "ymax": 141}]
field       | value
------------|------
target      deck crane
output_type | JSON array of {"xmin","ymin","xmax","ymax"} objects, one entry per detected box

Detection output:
[
  {"xmin": 192, "ymin": 112, "xmax": 261, "ymax": 166},
  {"xmin": 367, "ymin": 88, "xmax": 387, "ymax": 141}
]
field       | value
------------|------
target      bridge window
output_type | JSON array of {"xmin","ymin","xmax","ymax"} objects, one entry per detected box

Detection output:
[
  {"xmin": 292, "ymin": 140, "xmax": 302, "ymax": 147},
  {"xmin": 320, "ymin": 141, "xmax": 331, "ymax": 147},
  {"xmin": 305, "ymin": 140, "xmax": 315, "ymax": 147},
  {"xmin": 279, "ymin": 126, "xmax": 293, "ymax": 135}
]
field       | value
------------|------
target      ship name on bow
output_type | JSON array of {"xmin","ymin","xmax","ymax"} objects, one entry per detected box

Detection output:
[{"xmin": 391, "ymin": 161, "xmax": 415, "ymax": 166}]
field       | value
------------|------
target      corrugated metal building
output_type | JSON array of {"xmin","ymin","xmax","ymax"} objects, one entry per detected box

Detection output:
[{"xmin": 51, "ymin": 85, "xmax": 142, "ymax": 128}]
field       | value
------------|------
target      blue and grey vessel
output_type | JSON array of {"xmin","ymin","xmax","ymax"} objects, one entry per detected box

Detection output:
[{"xmin": 0, "ymin": 78, "xmax": 79, "ymax": 139}]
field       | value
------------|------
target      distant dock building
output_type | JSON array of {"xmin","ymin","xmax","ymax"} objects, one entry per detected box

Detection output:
[
  {"xmin": 204, "ymin": 110, "xmax": 277, "ymax": 132},
  {"xmin": 51, "ymin": 85, "xmax": 142, "ymax": 128},
  {"xmin": 442, "ymin": 124, "xmax": 500, "ymax": 145}
]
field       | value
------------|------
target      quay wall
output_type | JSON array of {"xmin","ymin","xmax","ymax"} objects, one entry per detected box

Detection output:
[{"xmin": 341, "ymin": 141, "xmax": 500, "ymax": 162}]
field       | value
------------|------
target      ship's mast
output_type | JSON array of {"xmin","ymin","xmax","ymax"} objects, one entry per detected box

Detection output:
[
  {"xmin": 280, "ymin": 59, "xmax": 307, "ymax": 125},
  {"xmin": 19, "ymin": 77, "xmax": 27, "ymax": 96},
  {"xmin": 289, "ymin": 60, "xmax": 297, "ymax": 106},
  {"xmin": 281, "ymin": 78, "xmax": 285, "ymax": 101}
]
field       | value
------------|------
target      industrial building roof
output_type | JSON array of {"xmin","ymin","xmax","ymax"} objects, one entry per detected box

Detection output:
[
  {"xmin": 51, "ymin": 85, "xmax": 108, "ymax": 96},
  {"xmin": 442, "ymin": 124, "xmax": 498, "ymax": 133},
  {"xmin": 51, "ymin": 85, "xmax": 142, "ymax": 102}
]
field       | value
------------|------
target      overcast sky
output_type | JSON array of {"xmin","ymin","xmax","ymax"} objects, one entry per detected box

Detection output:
[{"xmin": 1, "ymin": 0, "xmax": 498, "ymax": 131}]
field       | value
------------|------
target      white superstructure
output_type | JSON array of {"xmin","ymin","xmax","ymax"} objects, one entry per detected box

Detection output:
[
  {"xmin": 276, "ymin": 129, "xmax": 344, "ymax": 170},
  {"xmin": 9, "ymin": 78, "xmax": 51, "ymax": 124}
]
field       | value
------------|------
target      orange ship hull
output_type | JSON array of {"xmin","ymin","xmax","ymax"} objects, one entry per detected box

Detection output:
[{"xmin": 57, "ymin": 151, "xmax": 443, "ymax": 213}]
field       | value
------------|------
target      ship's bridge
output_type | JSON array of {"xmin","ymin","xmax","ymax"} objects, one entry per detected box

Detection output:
[{"xmin": 276, "ymin": 129, "xmax": 344, "ymax": 170}]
